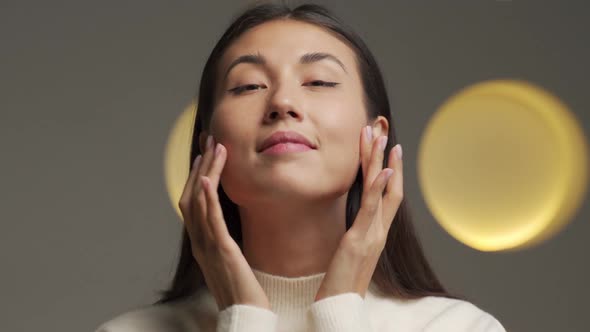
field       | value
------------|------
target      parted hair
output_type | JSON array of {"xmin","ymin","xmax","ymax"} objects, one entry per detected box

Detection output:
[{"xmin": 154, "ymin": 1, "xmax": 464, "ymax": 306}]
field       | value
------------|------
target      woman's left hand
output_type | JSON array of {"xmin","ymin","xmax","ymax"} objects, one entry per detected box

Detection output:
[{"xmin": 315, "ymin": 125, "xmax": 403, "ymax": 301}]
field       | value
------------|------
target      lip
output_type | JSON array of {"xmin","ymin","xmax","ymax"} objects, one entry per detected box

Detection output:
[{"xmin": 258, "ymin": 130, "xmax": 317, "ymax": 153}]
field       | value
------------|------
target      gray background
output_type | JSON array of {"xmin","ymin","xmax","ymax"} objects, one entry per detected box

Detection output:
[{"xmin": 1, "ymin": 1, "xmax": 588, "ymax": 331}]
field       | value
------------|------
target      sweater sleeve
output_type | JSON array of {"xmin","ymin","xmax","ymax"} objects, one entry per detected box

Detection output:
[
  {"xmin": 423, "ymin": 301, "xmax": 507, "ymax": 332},
  {"xmin": 308, "ymin": 292, "xmax": 374, "ymax": 332},
  {"xmin": 216, "ymin": 304, "xmax": 278, "ymax": 332}
]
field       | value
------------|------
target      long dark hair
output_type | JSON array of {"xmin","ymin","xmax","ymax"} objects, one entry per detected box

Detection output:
[{"xmin": 154, "ymin": 2, "xmax": 464, "ymax": 306}]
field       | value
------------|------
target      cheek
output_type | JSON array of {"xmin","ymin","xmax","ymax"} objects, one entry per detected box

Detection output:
[
  {"xmin": 317, "ymin": 103, "xmax": 363, "ymax": 156},
  {"xmin": 316, "ymin": 92, "xmax": 365, "ymax": 130},
  {"xmin": 210, "ymin": 110, "xmax": 256, "ymax": 202},
  {"xmin": 314, "ymin": 103, "xmax": 364, "ymax": 185},
  {"xmin": 217, "ymin": 143, "xmax": 256, "ymax": 206},
  {"xmin": 211, "ymin": 108, "xmax": 255, "ymax": 152}
]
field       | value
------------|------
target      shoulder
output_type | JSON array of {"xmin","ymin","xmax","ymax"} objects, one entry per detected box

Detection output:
[
  {"xmin": 419, "ymin": 296, "xmax": 505, "ymax": 331},
  {"xmin": 94, "ymin": 292, "xmax": 218, "ymax": 332},
  {"xmin": 365, "ymin": 291, "xmax": 506, "ymax": 331},
  {"xmin": 93, "ymin": 304, "xmax": 185, "ymax": 332}
]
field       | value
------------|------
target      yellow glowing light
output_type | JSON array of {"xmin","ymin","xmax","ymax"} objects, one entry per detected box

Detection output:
[
  {"xmin": 163, "ymin": 101, "xmax": 197, "ymax": 222},
  {"xmin": 417, "ymin": 79, "xmax": 589, "ymax": 252}
]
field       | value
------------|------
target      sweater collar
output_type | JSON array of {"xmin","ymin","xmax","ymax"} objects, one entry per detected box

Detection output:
[
  {"xmin": 251, "ymin": 268, "xmax": 326, "ymax": 312},
  {"xmin": 187, "ymin": 268, "xmax": 380, "ymax": 314}
]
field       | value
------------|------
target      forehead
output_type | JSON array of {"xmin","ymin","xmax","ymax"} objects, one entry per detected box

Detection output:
[{"xmin": 219, "ymin": 19, "xmax": 357, "ymax": 72}]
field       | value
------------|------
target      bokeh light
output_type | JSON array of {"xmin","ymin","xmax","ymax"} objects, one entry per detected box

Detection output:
[
  {"xmin": 163, "ymin": 101, "xmax": 196, "ymax": 222},
  {"xmin": 417, "ymin": 79, "xmax": 589, "ymax": 251}
]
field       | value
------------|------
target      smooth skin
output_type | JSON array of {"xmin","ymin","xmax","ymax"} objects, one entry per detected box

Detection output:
[
  {"xmin": 315, "ymin": 126, "xmax": 403, "ymax": 301},
  {"xmin": 178, "ymin": 126, "xmax": 403, "ymax": 309},
  {"xmin": 179, "ymin": 136, "xmax": 271, "ymax": 310},
  {"xmin": 178, "ymin": 19, "xmax": 404, "ymax": 310}
]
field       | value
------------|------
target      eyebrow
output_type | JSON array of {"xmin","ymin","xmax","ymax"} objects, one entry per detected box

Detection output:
[{"xmin": 223, "ymin": 52, "xmax": 348, "ymax": 80}]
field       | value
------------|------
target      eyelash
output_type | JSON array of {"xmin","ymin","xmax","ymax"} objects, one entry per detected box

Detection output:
[{"xmin": 228, "ymin": 81, "xmax": 340, "ymax": 95}]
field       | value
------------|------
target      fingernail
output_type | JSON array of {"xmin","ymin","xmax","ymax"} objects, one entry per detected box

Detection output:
[
  {"xmin": 193, "ymin": 155, "xmax": 202, "ymax": 168},
  {"xmin": 215, "ymin": 143, "xmax": 222, "ymax": 157},
  {"xmin": 384, "ymin": 168, "xmax": 394, "ymax": 180},
  {"xmin": 395, "ymin": 144, "xmax": 403, "ymax": 159},
  {"xmin": 207, "ymin": 135, "xmax": 213, "ymax": 149},
  {"xmin": 201, "ymin": 176, "xmax": 209, "ymax": 190},
  {"xmin": 365, "ymin": 126, "xmax": 372, "ymax": 141},
  {"xmin": 379, "ymin": 136, "xmax": 388, "ymax": 151}
]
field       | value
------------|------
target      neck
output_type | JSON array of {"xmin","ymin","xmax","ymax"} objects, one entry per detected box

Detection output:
[{"xmin": 239, "ymin": 194, "xmax": 348, "ymax": 277}]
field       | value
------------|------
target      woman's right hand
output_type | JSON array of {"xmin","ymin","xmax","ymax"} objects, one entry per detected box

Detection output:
[{"xmin": 178, "ymin": 135, "xmax": 270, "ymax": 312}]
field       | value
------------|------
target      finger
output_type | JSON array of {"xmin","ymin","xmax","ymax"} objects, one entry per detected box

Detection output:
[
  {"xmin": 353, "ymin": 168, "xmax": 394, "ymax": 235},
  {"xmin": 364, "ymin": 134, "xmax": 388, "ymax": 191},
  {"xmin": 206, "ymin": 143, "xmax": 227, "ymax": 190},
  {"xmin": 198, "ymin": 135, "xmax": 217, "ymax": 180},
  {"xmin": 192, "ymin": 135, "xmax": 216, "ymax": 233},
  {"xmin": 178, "ymin": 155, "xmax": 202, "ymax": 222},
  {"xmin": 201, "ymin": 176, "xmax": 231, "ymax": 246},
  {"xmin": 360, "ymin": 125, "xmax": 373, "ymax": 176},
  {"xmin": 181, "ymin": 154, "xmax": 214, "ymax": 247},
  {"xmin": 383, "ymin": 144, "xmax": 403, "ymax": 228}
]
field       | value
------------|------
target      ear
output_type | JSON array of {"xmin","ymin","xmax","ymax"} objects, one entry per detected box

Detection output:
[
  {"xmin": 370, "ymin": 116, "xmax": 389, "ymax": 137},
  {"xmin": 198, "ymin": 131, "xmax": 209, "ymax": 153}
]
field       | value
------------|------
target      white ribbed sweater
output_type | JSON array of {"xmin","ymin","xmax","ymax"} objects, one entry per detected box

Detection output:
[{"xmin": 95, "ymin": 268, "xmax": 507, "ymax": 332}]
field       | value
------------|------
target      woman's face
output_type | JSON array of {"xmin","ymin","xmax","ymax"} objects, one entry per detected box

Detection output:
[{"xmin": 208, "ymin": 19, "xmax": 370, "ymax": 206}]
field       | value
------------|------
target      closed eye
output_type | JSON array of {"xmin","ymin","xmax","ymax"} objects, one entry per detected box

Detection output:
[
  {"xmin": 228, "ymin": 81, "xmax": 340, "ymax": 95},
  {"xmin": 304, "ymin": 80, "xmax": 340, "ymax": 88},
  {"xmin": 228, "ymin": 84, "xmax": 263, "ymax": 95}
]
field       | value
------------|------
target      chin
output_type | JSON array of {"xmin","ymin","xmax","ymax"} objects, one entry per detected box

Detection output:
[{"xmin": 250, "ymin": 171, "xmax": 318, "ymax": 196}]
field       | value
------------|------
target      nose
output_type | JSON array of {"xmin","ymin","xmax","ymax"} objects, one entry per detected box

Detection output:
[{"xmin": 263, "ymin": 84, "xmax": 303, "ymax": 123}]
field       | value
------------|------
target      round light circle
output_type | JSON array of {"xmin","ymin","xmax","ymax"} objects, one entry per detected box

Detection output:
[
  {"xmin": 163, "ymin": 101, "xmax": 197, "ymax": 222},
  {"xmin": 417, "ymin": 79, "xmax": 589, "ymax": 252}
]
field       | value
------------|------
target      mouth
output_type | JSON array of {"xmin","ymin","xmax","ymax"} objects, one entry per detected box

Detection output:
[
  {"xmin": 261, "ymin": 142, "xmax": 314, "ymax": 155},
  {"xmin": 258, "ymin": 130, "xmax": 317, "ymax": 153}
]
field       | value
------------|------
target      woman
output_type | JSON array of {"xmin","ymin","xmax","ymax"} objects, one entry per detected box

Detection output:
[{"xmin": 95, "ymin": 2, "xmax": 506, "ymax": 332}]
